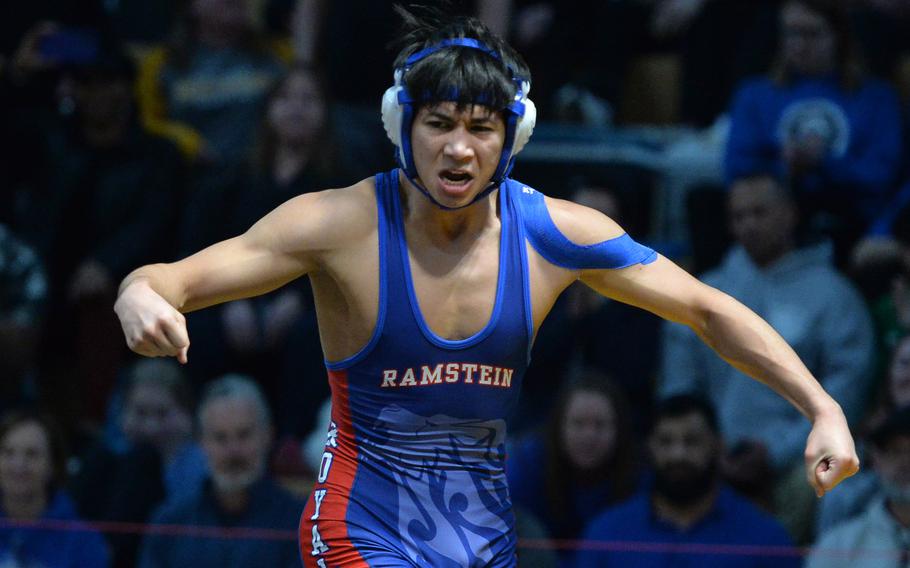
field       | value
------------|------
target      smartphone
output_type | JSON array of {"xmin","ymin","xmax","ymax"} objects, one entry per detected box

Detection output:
[{"xmin": 39, "ymin": 29, "xmax": 100, "ymax": 65}]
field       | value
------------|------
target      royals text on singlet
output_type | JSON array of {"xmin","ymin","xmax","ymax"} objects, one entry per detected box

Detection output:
[{"xmin": 299, "ymin": 171, "xmax": 533, "ymax": 567}]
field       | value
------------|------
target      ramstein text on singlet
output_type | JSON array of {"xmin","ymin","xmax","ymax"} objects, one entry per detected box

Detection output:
[{"xmin": 380, "ymin": 363, "xmax": 514, "ymax": 388}]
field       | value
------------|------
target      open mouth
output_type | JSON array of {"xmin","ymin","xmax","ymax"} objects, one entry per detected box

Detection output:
[{"xmin": 438, "ymin": 169, "xmax": 474, "ymax": 193}]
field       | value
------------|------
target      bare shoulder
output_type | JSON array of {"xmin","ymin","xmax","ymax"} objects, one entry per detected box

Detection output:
[
  {"xmin": 247, "ymin": 177, "xmax": 379, "ymax": 254},
  {"xmin": 543, "ymin": 195, "xmax": 625, "ymax": 245}
]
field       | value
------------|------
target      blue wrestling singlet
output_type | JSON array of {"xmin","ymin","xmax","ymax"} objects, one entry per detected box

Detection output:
[
  {"xmin": 300, "ymin": 170, "xmax": 532, "ymax": 568},
  {"xmin": 299, "ymin": 170, "xmax": 656, "ymax": 567}
]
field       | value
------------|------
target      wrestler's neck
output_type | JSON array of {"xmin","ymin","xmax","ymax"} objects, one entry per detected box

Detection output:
[
  {"xmin": 651, "ymin": 485, "xmax": 719, "ymax": 531},
  {"xmin": 2, "ymin": 491, "xmax": 47, "ymax": 521},
  {"xmin": 400, "ymin": 175, "xmax": 500, "ymax": 246}
]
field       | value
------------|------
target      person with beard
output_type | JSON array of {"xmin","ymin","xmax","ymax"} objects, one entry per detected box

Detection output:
[
  {"xmin": 573, "ymin": 395, "xmax": 796, "ymax": 568},
  {"xmin": 806, "ymin": 405, "xmax": 910, "ymax": 568},
  {"xmin": 136, "ymin": 374, "xmax": 303, "ymax": 568}
]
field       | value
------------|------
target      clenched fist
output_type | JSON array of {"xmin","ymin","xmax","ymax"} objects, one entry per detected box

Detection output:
[{"xmin": 114, "ymin": 279, "xmax": 190, "ymax": 364}]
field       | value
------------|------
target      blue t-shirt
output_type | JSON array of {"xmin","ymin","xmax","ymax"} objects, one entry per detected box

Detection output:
[
  {"xmin": 573, "ymin": 485, "xmax": 798, "ymax": 568},
  {"xmin": 724, "ymin": 75, "xmax": 903, "ymax": 219},
  {"xmin": 138, "ymin": 477, "xmax": 303, "ymax": 568},
  {"xmin": 0, "ymin": 491, "xmax": 110, "ymax": 568},
  {"xmin": 507, "ymin": 434, "xmax": 620, "ymax": 541}
]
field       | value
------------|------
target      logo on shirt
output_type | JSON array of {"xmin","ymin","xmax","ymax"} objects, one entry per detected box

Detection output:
[
  {"xmin": 380, "ymin": 363, "xmax": 514, "ymax": 388},
  {"xmin": 776, "ymin": 98, "xmax": 851, "ymax": 159}
]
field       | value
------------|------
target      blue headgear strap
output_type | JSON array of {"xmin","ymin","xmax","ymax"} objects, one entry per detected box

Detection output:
[{"xmin": 395, "ymin": 37, "xmax": 526, "ymax": 211}]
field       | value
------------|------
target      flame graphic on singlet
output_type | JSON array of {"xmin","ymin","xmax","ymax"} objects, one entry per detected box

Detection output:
[{"xmin": 357, "ymin": 405, "xmax": 513, "ymax": 567}]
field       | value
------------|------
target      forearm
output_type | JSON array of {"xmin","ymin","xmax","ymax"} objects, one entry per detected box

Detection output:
[
  {"xmin": 118, "ymin": 263, "xmax": 188, "ymax": 311},
  {"xmin": 694, "ymin": 291, "xmax": 840, "ymax": 422}
]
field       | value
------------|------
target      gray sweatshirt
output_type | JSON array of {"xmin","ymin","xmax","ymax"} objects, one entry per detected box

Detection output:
[{"xmin": 660, "ymin": 242, "xmax": 874, "ymax": 469}]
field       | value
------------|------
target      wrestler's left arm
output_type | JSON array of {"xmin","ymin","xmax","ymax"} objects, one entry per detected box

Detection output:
[{"xmin": 544, "ymin": 196, "xmax": 859, "ymax": 497}]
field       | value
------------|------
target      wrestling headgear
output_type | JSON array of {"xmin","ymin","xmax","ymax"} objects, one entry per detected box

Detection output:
[{"xmin": 380, "ymin": 38, "xmax": 537, "ymax": 209}]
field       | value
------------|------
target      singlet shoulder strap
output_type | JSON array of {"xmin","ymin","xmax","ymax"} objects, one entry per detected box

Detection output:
[{"xmin": 323, "ymin": 171, "xmax": 396, "ymax": 370}]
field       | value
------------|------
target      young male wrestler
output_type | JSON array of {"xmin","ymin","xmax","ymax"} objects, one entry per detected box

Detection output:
[{"xmin": 115, "ymin": 6, "xmax": 858, "ymax": 566}]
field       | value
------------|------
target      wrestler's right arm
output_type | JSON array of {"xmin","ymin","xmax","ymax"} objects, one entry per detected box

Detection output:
[{"xmin": 114, "ymin": 183, "xmax": 367, "ymax": 363}]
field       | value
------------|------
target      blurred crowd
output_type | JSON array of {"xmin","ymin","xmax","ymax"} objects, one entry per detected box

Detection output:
[{"xmin": 2, "ymin": 0, "xmax": 910, "ymax": 566}]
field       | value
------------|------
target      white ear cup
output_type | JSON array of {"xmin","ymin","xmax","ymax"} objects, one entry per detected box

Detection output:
[
  {"xmin": 513, "ymin": 96, "xmax": 536, "ymax": 156},
  {"xmin": 381, "ymin": 87, "xmax": 402, "ymax": 147},
  {"xmin": 381, "ymin": 69, "xmax": 408, "ymax": 167}
]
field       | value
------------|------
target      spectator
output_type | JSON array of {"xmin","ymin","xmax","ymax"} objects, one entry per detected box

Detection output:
[
  {"xmin": 20, "ymin": 49, "xmax": 187, "ymax": 423},
  {"xmin": 507, "ymin": 371, "xmax": 640, "ymax": 549},
  {"xmin": 116, "ymin": 361, "xmax": 206, "ymax": 499},
  {"xmin": 660, "ymin": 173, "xmax": 874, "ymax": 539},
  {"xmin": 137, "ymin": 374, "xmax": 303, "ymax": 568},
  {"xmin": 178, "ymin": 64, "xmax": 349, "ymax": 437},
  {"xmin": 72, "ymin": 359, "xmax": 206, "ymax": 567},
  {"xmin": 573, "ymin": 395, "xmax": 797, "ymax": 568},
  {"xmin": 667, "ymin": 0, "xmax": 782, "ymax": 127},
  {"xmin": 135, "ymin": 0, "xmax": 288, "ymax": 165},
  {"xmin": 814, "ymin": 333, "xmax": 910, "ymax": 534},
  {"xmin": 178, "ymin": 63, "xmax": 349, "ymax": 254},
  {"xmin": 0, "ymin": 6, "xmax": 116, "ymax": 117},
  {"xmin": 0, "ymin": 410, "xmax": 109, "ymax": 567},
  {"xmin": 864, "ymin": 247, "xmax": 910, "ymax": 374},
  {"xmin": 53, "ymin": 52, "xmax": 185, "ymax": 296},
  {"xmin": 0, "ymin": 225, "xmax": 46, "ymax": 411},
  {"xmin": 724, "ymin": 0, "xmax": 903, "ymax": 257},
  {"xmin": 866, "ymin": 334, "xmax": 910, "ymax": 432},
  {"xmin": 806, "ymin": 405, "xmax": 910, "ymax": 568}
]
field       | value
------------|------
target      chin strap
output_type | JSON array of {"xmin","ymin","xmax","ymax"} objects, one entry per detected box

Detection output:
[{"xmin": 400, "ymin": 168, "xmax": 501, "ymax": 211}]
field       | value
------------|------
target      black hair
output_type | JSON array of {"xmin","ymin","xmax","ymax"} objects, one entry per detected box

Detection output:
[
  {"xmin": 870, "ymin": 404, "xmax": 910, "ymax": 448},
  {"xmin": 652, "ymin": 394, "xmax": 719, "ymax": 435},
  {"xmin": 729, "ymin": 172, "xmax": 796, "ymax": 204},
  {"xmin": 253, "ymin": 62, "xmax": 340, "ymax": 179},
  {"xmin": 0, "ymin": 409, "xmax": 69, "ymax": 494},
  {"xmin": 544, "ymin": 369, "xmax": 638, "ymax": 528},
  {"xmin": 391, "ymin": 4, "xmax": 530, "ymax": 113},
  {"xmin": 772, "ymin": 0, "xmax": 865, "ymax": 90},
  {"xmin": 123, "ymin": 358, "xmax": 194, "ymax": 415}
]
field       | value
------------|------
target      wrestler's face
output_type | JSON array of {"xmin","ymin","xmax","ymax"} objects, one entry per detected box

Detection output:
[
  {"xmin": 0, "ymin": 421, "xmax": 53, "ymax": 500},
  {"xmin": 200, "ymin": 397, "xmax": 271, "ymax": 493},
  {"xmin": 410, "ymin": 102, "xmax": 506, "ymax": 208}
]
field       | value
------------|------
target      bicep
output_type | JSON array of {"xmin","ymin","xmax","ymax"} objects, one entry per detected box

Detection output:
[{"xmin": 174, "ymin": 195, "xmax": 324, "ymax": 312}]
